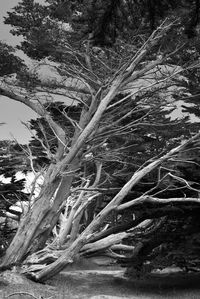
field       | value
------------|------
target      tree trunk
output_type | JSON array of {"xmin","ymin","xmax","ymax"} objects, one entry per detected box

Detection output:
[
  {"xmin": 0, "ymin": 178, "xmax": 60, "ymax": 267},
  {"xmin": 0, "ymin": 153, "xmax": 80, "ymax": 268}
]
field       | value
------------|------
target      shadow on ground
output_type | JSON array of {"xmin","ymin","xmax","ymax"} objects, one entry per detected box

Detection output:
[
  {"xmin": 1, "ymin": 261, "xmax": 200, "ymax": 298},
  {"xmin": 47, "ymin": 269, "xmax": 200, "ymax": 299}
]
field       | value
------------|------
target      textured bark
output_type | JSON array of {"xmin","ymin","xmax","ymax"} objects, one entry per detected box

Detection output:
[
  {"xmin": 81, "ymin": 232, "xmax": 130, "ymax": 254},
  {"xmin": 0, "ymin": 156, "xmax": 81, "ymax": 268},
  {"xmin": 0, "ymin": 178, "xmax": 60, "ymax": 267}
]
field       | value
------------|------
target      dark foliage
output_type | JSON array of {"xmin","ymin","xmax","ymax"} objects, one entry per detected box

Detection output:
[
  {"xmin": 0, "ymin": 42, "xmax": 24, "ymax": 75},
  {"xmin": 4, "ymin": 0, "xmax": 200, "ymax": 60}
]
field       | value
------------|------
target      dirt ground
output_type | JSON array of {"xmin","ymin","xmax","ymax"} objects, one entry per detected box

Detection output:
[{"xmin": 1, "ymin": 261, "xmax": 200, "ymax": 299}]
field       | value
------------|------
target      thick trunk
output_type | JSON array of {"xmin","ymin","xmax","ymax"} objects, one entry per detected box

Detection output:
[
  {"xmin": 0, "ymin": 156, "xmax": 79, "ymax": 269},
  {"xmin": 0, "ymin": 178, "xmax": 60, "ymax": 267}
]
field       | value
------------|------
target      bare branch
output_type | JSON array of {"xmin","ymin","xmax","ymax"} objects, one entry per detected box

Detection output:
[
  {"xmin": 0, "ymin": 84, "xmax": 66, "ymax": 156},
  {"xmin": 117, "ymin": 195, "xmax": 200, "ymax": 211}
]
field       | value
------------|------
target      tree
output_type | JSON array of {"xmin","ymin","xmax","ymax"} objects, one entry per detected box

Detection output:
[{"xmin": 0, "ymin": 1, "xmax": 200, "ymax": 283}]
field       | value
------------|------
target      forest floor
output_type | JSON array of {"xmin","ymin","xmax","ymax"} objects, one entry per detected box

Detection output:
[{"xmin": 1, "ymin": 260, "xmax": 200, "ymax": 298}]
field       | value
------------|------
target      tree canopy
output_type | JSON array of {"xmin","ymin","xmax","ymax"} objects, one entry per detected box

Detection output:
[{"xmin": 3, "ymin": 0, "xmax": 200, "ymax": 60}]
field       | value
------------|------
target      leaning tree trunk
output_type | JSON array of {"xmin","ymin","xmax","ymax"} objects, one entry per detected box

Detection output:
[
  {"xmin": 0, "ymin": 177, "xmax": 60, "ymax": 267},
  {"xmin": 0, "ymin": 53, "xmax": 123, "ymax": 269},
  {"xmin": 1, "ymin": 179, "xmax": 59, "ymax": 265},
  {"xmin": 0, "ymin": 158, "xmax": 79, "ymax": 268}
]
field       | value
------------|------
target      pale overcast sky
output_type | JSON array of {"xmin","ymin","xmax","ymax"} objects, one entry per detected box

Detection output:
[
  {"xmin": 0, "ymin": 0, "xmax": 46, "ymax": 144},
  {"xmin": 0, "ymin": 0, "xmax": 45, "ymax": 46}
]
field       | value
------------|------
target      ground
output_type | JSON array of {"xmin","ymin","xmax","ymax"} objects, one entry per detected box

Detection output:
[{"xmin": 1, "ymin": 260, "xmax": 200, "ymax": 298}]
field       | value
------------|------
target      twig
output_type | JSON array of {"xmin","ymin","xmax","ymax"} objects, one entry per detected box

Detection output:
[{"xmin": 5, "ymin": 292, "xmax": 39, "ymax": 299}]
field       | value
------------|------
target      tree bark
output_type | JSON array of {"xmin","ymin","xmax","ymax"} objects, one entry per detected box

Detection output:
[{"xmin": 0, "ymin": 178, "xmax": 60, "ymax": 267}]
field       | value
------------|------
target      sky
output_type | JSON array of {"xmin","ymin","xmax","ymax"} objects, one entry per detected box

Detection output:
[
  {"xmin": 0, "ymin": 0, "xmax": 22, "ymax": 46},
  {"xmin": 0, "ymin": 0, "xmax": 45, "ymax": 144}
]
